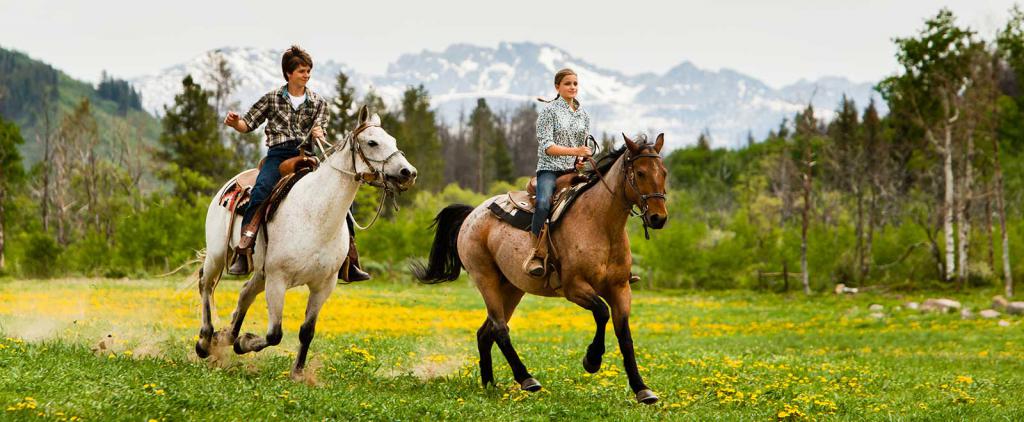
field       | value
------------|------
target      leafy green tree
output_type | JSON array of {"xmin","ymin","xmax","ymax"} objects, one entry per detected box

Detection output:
[{"xmin": 878, "ymin": 8, "xmax": 977, "ymax": 282}]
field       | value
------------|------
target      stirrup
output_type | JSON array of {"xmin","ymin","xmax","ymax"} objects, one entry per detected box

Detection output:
[
  {"xmin": 227, "ymin": 249, "xmax": 252, "ymax": 276},
  {"xmin": 523, "ymin": 253, "xmax": 546, "ymax": 277}
]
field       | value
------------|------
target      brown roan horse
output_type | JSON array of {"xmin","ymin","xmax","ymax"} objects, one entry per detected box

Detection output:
[{"xmin": 412, "ymin": 133, "xmax": 668, "ymax": 404}]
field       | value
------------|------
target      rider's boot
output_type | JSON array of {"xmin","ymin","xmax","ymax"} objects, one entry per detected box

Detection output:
[
  {"xmin": 522, "ymin": 225, "xmax": 549, "ymax": 277},
  {"xmin": 339, "ymin": 235, "xmax": 371, "ymax": 282},
  {"xmin": 228, "ymin": 217, "xmax": 261, "ymax": 276}
]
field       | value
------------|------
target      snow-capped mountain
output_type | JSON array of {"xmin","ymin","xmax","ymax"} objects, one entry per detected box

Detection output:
[{"xmin": 130, "ymin": 43, "xmax": 883, "ymax": 150}]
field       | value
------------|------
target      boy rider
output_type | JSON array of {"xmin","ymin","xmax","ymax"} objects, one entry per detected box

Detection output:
[{"xmin": 223, "ymin": 45, "xmax": 371, "ymax": 282}]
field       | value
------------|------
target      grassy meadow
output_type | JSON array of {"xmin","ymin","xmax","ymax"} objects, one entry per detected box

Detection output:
[{"xmin": 0, "ymin": 277, "xmax": 1022, "ymax": 421}]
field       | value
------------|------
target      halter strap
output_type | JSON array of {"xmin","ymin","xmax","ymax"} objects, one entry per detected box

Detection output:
[{"xmin": 623, "ymin": 148, "xmax": 667, "ymax": 239}]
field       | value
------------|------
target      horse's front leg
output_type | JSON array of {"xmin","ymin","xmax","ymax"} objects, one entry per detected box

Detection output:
[
  {"xmin": 234, "ymin": 278, "xmax": 285, "ymax": 354},
  {"xmin": 291, "ymin": 277, "xmax": 336, "ymax": 381},
  {"xmin": 605, "ymin": 285, "xmax": 658, "ymax": 404}
]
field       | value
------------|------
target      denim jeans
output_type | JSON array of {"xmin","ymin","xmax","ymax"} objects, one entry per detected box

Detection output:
[
  {"xmin": 530, "ymin": 170, "xmax": 560, "ymax": 236},
  {"xmin": 241, "ymin": 143, "xmax": 301, "ymax": 227}
]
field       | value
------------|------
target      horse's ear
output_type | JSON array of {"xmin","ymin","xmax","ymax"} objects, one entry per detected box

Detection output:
[
  {"xmin": 357, "ymin": 105, "xmax": 369, "ymax": 124},
  {"xmin": 623, "ymin": 132, "xmax": 638, "ymax": 152},
  {"xmin": 654, "ymin": 133, "xmax": 665, "ymax": 153},
  {"xmin": 368, "ymin": 113, "xmax": 382, "ymax": 126}
]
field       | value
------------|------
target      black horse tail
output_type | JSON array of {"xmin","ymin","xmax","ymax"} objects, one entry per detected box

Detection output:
[{"xmin": 410, "ymin": 204, "xmax": 474, "ymax": 284}]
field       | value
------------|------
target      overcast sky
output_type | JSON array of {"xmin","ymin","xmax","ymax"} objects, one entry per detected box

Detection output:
[{"xmin": 0, "ymin": 0, "xmax": 1017, "ymax": 88}]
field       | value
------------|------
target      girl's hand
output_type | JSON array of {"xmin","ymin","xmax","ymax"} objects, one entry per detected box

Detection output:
[{"xmin": 576, "ymin": 146, "xmax": 593, "ymax": 157}]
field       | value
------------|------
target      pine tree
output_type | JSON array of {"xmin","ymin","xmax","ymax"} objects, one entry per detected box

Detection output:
[
  {"xmin": 203, "ymin": 52, "xmax": 259, "ymax": 171},
  {"xmin": 329, "ymin": 70, "xmax": 358, "ymax": 140},
  {"xmin": 468, "ymin": 98, "xmax": 512, "ymax": 191},
  {"xmin": 0, "ymin": 115, "xmax": 25, "ymax": 271},
  {"xmin": 158, "ymin": 75, "xmax": 227, "ymax": 198},
  {"xmin": 397, "ymin": 85, "xmax": 443, "ymax": 191}
]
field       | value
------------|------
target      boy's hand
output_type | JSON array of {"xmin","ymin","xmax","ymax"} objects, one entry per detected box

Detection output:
[
  {"xmin": 224, "ymin": 112, "xmax": 242, "ymax": 130},
  {"xmin": 311, "ymin": 126, "xmax": 324, "ymax": 140}
]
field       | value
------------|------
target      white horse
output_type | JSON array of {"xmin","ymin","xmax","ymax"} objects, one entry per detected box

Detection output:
[{"xmin": 194, "ymin": 106, "xmax": 417, "ymax": 379}]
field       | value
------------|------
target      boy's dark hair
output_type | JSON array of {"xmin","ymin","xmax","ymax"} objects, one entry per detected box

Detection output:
[{"xmin": 281, "ymin": 45, "xmax": 313, "ymax": 81}]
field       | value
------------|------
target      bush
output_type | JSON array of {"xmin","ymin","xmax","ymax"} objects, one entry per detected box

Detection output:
[{"xmin": 22, "ymin": 232, "xmax": 62, "ymax": 278}]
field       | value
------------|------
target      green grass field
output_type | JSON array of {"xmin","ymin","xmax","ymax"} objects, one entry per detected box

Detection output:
[{"xmin": 0, "ymin": 277, "xmax": 1021, "ymax": 421}]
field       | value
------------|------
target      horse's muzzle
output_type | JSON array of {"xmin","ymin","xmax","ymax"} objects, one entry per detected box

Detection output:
[
  {"xmin": 387, "ymin": 167, "xmax": 417, "ymax": 191},
  {"xmin": 646, "ymin": 213, "xmax": 667, "ymax": 229}
]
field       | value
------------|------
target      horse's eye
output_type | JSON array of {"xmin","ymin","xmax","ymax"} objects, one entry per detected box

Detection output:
[
  {"xmin": 638, "ymin": 171, "xmax": 646, "ymax": 179},
  {"xmin": 368, "ymin": 140, "xmax": 379, "ymax": 147}
]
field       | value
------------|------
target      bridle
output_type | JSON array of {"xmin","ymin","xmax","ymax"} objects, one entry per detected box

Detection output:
[
  {"xmin": 317, "ymin": 122, "xmax": 408, "ymax": 229},
  {"xmin": 622, "ymin": 146, "xmax": 667, "ymax": 239},
  {"xmin": 324, "ymin": 122, "xmax": 407, "ymax": 188}
]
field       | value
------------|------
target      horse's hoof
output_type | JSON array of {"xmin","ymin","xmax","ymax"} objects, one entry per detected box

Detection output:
[
  {"xmin": 520, "ymin": 377, "xmax": 542, "ymax": 392},
  {"xmin": 582, "ymin": 355, "xmax": 601, "ymax": 374},
  {"xmin": 636, "ymin": 389, "xmax": 659, "ymax": 404},
  {"xmin": 233, "ymin": 333, "xmax": 256, "ymax": 355},
  {"xmin": 195, "ymin": 341, "xmax": 210, "ymax": 359}
]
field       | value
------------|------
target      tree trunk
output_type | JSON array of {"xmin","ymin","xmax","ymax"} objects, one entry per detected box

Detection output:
[
  {"xmin": 41, "ymin": 135, "xmax": 51, "ymax": 233},
  {"xmin": 801, "ymin": 145, "xmax": 812, "ymax": 295},
  {"xmin": 863, "ymin": 188, "xmax": 877, "ymax": 281},
  {"xmin": 942, "ymin": 122, "xmax": 956, "ymax": 282},
  {"xmin": 855, "ymin": 187, "xmax": 864, "ymax": 284},
  {"xmin": 985, "ymin": 193, "xmax": 995, "ymax": 272},
  {"xmin": 0, "ymin": 189, "xmax": 5, "ymax": 272},
  {"xmin": 956, "ymin": 132, "xmax": 974, "ymax": 289},
  {"xmin": 993, "ymin": 134, "xmax": 1013, "ymax": 297}
]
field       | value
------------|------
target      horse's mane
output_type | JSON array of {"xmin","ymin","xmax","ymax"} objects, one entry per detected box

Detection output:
[{"xmin": 592, "ymin": 145, "xmax": 627, "ymax": 176}]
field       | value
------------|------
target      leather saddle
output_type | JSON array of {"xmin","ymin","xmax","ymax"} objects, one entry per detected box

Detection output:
[
  {"xmin": 526, "ymin": 173, "xmax": 588, "ymax": 197},
  {"xmin": 219, "ymin": 154, "xmax": 319, "ymax": 217}
]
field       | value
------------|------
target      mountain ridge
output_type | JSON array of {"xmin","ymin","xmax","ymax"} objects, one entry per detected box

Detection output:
[{"xmin": 129, "ymin": 42, "xmax": 884, "ymax": 150}]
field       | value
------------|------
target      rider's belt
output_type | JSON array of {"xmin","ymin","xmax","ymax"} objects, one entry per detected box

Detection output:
[{"xmin": 271, "ymin": 139, "xmax": 303, "ymax": 150}]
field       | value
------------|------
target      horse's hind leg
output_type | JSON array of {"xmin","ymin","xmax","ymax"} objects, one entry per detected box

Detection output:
[
  {"xmin": 476, "ymin": 281, "xmax": 524, "ymax": 387},
  {"xmin": 475, "ymin": 272, "xmax": 538, "ymax": 392},
  {"xmin": 564, "ymin": 281, "xmax": 609, "ymax": 374},
  {"xmin": 196, "ymin": 253, "xmax": 225, "ymax": 358},
  {"xmin": 234, "ymin": 278, "xmax": 285, "ymax": 355},
  {"xmin": 291, "ymin": 278, "xmax": 336, "ymax": 380}
]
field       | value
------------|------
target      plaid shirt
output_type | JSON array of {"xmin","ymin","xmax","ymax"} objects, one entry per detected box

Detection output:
[{"xmin": 241, "ymin": 85, "xmax": 329, "ymax": 148}]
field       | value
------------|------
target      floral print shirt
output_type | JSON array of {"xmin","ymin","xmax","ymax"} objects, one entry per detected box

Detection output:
[{"xmin": 535, "ymin": 97, "xmax": 591, "ymax": 172}]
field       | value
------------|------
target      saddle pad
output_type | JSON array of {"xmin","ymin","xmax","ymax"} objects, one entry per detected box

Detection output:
[
  {"xmin": 488, "ymin": 197, "xmax": 533, "ymax": 231},
  {"xmin": 489, "ymin": 181, "xmax": 592, "ymax": 232}
]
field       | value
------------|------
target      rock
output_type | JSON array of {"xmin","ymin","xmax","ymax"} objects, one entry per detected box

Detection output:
[
  {"xmin": 999, "ymin": 320, "xmax": 1011, "ymax": 327},
  {"xmin": 993, "ymin": 295, "xmax": 1009, "ymax": 310},
  {"xmin": 905, "ymin": 302, "xmax": 920, "ymax": 310},
  {"xmin": 979, "ymin": 309, "xmax": 1001, "ymax": 319},
  {"xmin": 870, "ymin": 312, "xmax": 885, "ymax": 319},
  {"xmin": 834, "ymin": 283, "xmax": 858, "ymax": 295},
  {"xmin": 960, "ymin": 309, "xmax": 973, "ymax": 319},
  {"xmin": 1007, "ymin": 302, "xmax": 1024, "ymax": 315},
  {"xmin": 869, "ymin": 304, "xmax": 884, "ymax": 312},
  {"xmin": 920, "ymin": 298, "xmax": 961, "ymax": 313}
]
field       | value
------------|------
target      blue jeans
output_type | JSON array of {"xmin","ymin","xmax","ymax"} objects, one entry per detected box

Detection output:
[
  {"xmin": 530, "ymin": 170, "xmax": 559, "ymax": 236},
  {"xmin": 241, "ymin": 143, "xmax": 301, "ymax": 227}
]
